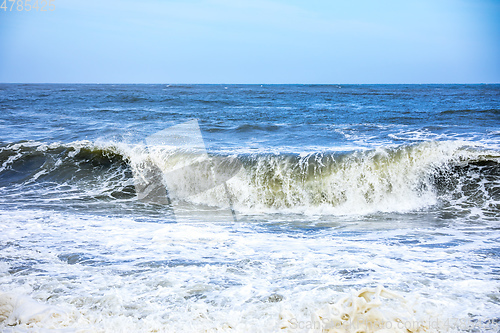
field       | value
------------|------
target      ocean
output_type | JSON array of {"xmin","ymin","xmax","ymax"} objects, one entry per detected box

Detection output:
[{"xmin": 0, "ymin": 84, "xmax": 499, "ymax": 332}]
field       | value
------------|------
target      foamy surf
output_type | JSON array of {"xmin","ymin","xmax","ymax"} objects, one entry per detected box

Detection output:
[
  {"xmin": 0, "ymin": 286, "xmax": 496, "ymax": 332},
  {"xmin": 1, "ymin": 208, "xmax": 499, "ymax": 332},
  {"xmin": 0, "ymin": 292, "xmax": 78, "ymax": 331},
  {"xmin": 0, "ymin": 287, "xmax": 441, "ymax": 332}
]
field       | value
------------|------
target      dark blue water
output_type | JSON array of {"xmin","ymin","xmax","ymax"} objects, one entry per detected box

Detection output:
[{"xmin": 1, "ymin": 84, "xmax": 498, "ymax": 150}]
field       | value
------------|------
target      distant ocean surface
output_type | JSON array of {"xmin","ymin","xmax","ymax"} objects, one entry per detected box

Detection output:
[{"xmin": 0, "ymin": 84, "xmax": 499, "ymax": 332}]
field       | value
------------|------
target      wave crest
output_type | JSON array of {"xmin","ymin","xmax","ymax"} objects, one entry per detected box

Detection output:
[{"xmin": 0, "ymin": 140, "xmax": 498, "ymax": 216}]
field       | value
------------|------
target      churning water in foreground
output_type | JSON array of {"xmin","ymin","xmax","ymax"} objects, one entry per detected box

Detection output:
[{"xmin": 0, "ymin": 84, "xmax": 499, "ymax": 332}]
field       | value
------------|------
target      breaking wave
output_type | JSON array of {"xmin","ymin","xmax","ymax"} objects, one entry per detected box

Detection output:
[{"xmin": 0, "ymin": 140, "xmax": 498, "ymax": 216}]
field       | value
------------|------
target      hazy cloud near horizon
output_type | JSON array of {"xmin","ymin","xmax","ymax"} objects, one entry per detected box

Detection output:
[{"xmin": 0, "ymin": 0, "xmax": 499, "ymax": 83}]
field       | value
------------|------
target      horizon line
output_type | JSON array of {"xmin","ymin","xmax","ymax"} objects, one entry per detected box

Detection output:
[{"xmin": 1, "ymin": 82, "xmax": 499, "ymax": 85}]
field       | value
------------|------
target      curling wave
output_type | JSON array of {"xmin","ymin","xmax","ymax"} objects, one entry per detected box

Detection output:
[{"xmin": 0, "ymin": 140, "xmax": 498, "ymax": 216}]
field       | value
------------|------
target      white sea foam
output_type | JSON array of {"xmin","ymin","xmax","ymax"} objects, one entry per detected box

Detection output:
[
  {"xmin": 1, "ymin": 208, "xmax": 499, "ymax": 332},
  {"xmin": 0, "ymin": 292, "xmax": 81, "ymax": 331}
]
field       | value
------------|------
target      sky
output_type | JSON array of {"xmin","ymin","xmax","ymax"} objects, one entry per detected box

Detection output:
[{"xmin": 0, "ymin": 0, "xmax": 499, "ymax": 84}]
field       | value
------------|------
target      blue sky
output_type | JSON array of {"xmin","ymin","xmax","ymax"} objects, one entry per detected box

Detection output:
[{"xmin": 0, "ymin": 0, "xmax": 499, "ymax": 83}]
